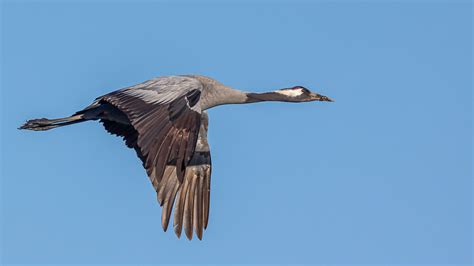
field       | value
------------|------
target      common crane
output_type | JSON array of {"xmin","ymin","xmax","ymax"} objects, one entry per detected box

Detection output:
[{"xmin": 20, "ymin": 75, "xmax": 334, "ymax": 240}]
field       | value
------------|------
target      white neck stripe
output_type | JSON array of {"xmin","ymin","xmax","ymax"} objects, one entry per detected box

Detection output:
[{"xmin": 275, "ymin": 89, "xmax": 303, "ymax": 97}]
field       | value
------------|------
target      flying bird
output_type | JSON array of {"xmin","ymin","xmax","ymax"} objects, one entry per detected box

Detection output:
[{"xmin": 20, "ymin": 75, "xmax": 334, "ymax": 240}]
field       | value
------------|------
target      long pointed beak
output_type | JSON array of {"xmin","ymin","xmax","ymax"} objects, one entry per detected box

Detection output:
[{"xmin": 311, "ymin": 93, "xmax": 335, "ymax": 102}]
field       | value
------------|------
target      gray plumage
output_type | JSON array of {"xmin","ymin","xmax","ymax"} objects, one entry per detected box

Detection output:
[{"xmin": 19, "ymin": 75, "xmax": 333, "ymax": 240}]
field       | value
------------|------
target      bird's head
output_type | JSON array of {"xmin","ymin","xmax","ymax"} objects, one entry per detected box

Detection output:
[{"xmin": 275, "ymin": 86, "xmax": 334, "ymax": 102}]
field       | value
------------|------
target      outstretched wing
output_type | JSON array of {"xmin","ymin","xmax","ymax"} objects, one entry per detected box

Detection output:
[
  {"xmin": 99, "ymin": 76, "xmax": 203, "ymax": 183},
  {"xmin": 95, "ymin": 76, "xmax": 212, "ymax": 240}
]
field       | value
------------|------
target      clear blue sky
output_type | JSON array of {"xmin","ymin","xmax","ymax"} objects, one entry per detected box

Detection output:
[{"xmin": 1, "ymin": 1, "xmax": 471, "ymax": 265}]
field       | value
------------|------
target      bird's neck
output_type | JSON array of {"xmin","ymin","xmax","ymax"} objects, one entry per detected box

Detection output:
[
  {"xmin": 195, "ymin": 77, "xmax": 248, "ymax": 109},
  {"xmin": 201, "ymin": 89, "xmax": 296, "ymax": 109},
  {"xmin": 244, "ymin": 92, "xmax": 294, "ymax": 103},
  {"xmin": 190, "ymin": 75, "xmax": 295, "ymax": 109}
]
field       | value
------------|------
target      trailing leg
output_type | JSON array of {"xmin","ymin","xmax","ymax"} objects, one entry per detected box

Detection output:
[{"xmin": 19, "ymin": 114, "xmax": 86, "ymax": 131}]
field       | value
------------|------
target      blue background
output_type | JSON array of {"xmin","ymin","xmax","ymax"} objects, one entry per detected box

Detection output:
[{"xmin": 1, "ymin": 1, "xmax": 472, "ymax": 265}]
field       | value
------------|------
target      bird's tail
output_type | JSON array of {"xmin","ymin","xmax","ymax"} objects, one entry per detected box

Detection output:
[{"xmin": 19, "ymin": 114, "xmax": 86, "ymax": 131}]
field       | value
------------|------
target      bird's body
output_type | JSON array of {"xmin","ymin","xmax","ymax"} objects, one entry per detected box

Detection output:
[{"xmin": 20, "ymin": 75, "xmax": 333, "ymax": 240}]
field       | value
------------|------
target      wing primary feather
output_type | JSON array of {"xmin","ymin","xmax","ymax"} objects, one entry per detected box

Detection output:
[
  {"xmin": 175, "ymin": 131, "xmax": 190, "ymax": 182},
  {"xmin": 160, "ymin": 167, "xmax": 180, "ymax": 231},
  {"xmin": 183, "ymin": 173, "xmax": 198, "ymax": 240},
  {"xmin": 157, "ymin": 166, "xmax": 175, "ymax": 204},
  {"xmin": 148, "ymin": 128, "xmax": 177, "ymax": 184},
  {"xmin": 173, "ymin": 172, "xmax": 191, "ymax": 238},
  {"xmin": 203, "ymin": 166, "xmax": 211, "ymax": 229},
  {"xmin": 194, "ymin": 173, "xmax": 204, "ymax": 240}
]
